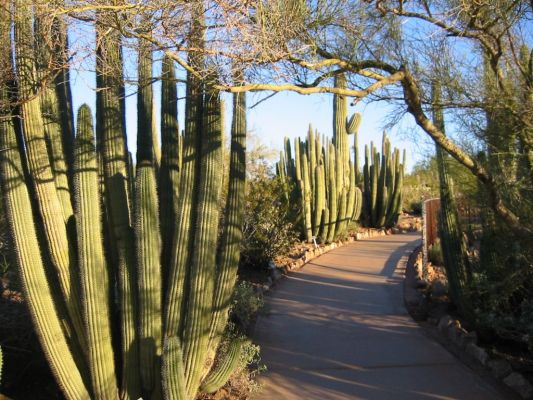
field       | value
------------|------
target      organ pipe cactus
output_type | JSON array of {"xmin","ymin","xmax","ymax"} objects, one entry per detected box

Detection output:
[
  {"xmin": 13, "ymin": 0, "xmax": 87, "ymax": 352},
  {"xmin": 432, "ymin": 82, "xmax": 470, "ymax": 314},
  {"xmin": 278, "ymin": 128, "xmax": 364, "ymax": 242},
  {"xmin": 0, "ymin": 3, "xmax": 248, "ymax": 399},
  {"xmin": 74, "ymin": 104, "xmax": 118, "ymax": 399},
  {"xmin": 362, "ymin": 133, "xmax": 405, "ymax": 228},
  {"xmin": 277, "ymin": 75, "xmax": 364, "ymax": 243},
  {"xmin": 96, "ymin": 13, "xmax": 140, "ymax": 398},
  {"xmin": 0, "ymin": 7, "xmax": 89, "ymax": 396},
  {"xmin": 159, "ymin": 54, "xmax": 182, "ymax": 282}
]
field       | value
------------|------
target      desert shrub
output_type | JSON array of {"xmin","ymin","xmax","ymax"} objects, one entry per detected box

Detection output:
[
  {"xmin": 409, "ymin": 201, "xmax": 423, "ymax": 215},
  {"xmin": 230, "ymin": 281, "xmax": 264, "ymax": 331},
  {"xmin": 240, "ymin": 177, "xmax": 299, "ymax": 269}
]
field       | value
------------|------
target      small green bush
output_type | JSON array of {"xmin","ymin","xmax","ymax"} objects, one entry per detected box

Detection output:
[
  {"xmin": 409, "ymin": 201, "xmax": 423, "ymax": 215},
  {"xmin": 231, "ymin": 281, "xmax": 264, "ymax": 330},
  {"xmin": 240, "ymin": 177, "xmax": 299, "ymax": 269}
]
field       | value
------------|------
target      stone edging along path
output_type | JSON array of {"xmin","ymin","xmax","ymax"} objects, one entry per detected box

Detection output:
[
  {"xmin": 405, "ymin": 247, "xmax": 533, "ymax": 400},
  {"xmin": 257, "ymin": 226, "xmax": 408, "ymax": 295}
]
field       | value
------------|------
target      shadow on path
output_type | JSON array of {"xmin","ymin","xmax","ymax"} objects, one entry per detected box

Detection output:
[{"xmin": 252, "ymin": 233, "xmax": 505, "ymax": 400}]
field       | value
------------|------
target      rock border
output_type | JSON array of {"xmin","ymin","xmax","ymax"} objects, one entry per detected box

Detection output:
[
  {"xmin": 404, "ymin": 247, "xmax": 532, "ymax": 400},
  {"xmin": 256, "ymin": 226, "xmax": 405, "ymax": 295}
]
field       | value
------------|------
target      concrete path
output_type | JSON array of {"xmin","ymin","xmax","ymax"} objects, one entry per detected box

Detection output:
[{"xmin": 252, "ymin": 233, "xmax": 505, "ymax": 400}]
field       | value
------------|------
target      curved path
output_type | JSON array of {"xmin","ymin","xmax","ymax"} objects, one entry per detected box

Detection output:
[{"xmin": 252, "ymin": 233, "xmax": 505, "ymax": 400}]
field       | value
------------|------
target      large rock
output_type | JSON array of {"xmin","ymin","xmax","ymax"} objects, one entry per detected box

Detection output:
[
  {"xmin": 503, "ymin": 372, "xmax": 533, "ymax": 399},
  {"xmin": 487, "ymin": 359, "xmax": 512, "ymax": 379},
  {"xmin": 465, "ymin": 342, "xmax": 489, "ymax": 366}
]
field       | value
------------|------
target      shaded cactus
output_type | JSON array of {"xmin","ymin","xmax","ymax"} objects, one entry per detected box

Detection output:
[
  {"xmin": 34, "ymin": 16, "xmax": 73, "ymax": 221},
  {"xmin": 432, "ymin": 82, "xmax": 470, "ymax": 313},
  {"xmin": 209, "ymin": 88, "xmax": 247, "ymax": 349},
  {"xmin": 159, "ymin": 55, "xmax": 182, "ymax": 283},
  {"xmin": 162, "ymin": 337, "xmax": 187, "ymax": 400},
  {"xmin": 96, "ymin": 13, "xmax": 140, "ymax": 398},
  {"xmin": 135, "ymin": 161, "xmax": 162, "ymax": 396},
  {"xmin": 13, "ymin": 0, "xmax": 87, "ymax": 352}
]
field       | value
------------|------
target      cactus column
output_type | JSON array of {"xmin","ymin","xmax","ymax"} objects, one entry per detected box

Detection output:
[
  {"xmin": 0, "ymin": 6, "xmax": 88, "ymax": 396},
  {"xmin": 362, "ymin": 133, "xmax": 405, "ymax": 228},
  {"xmin": 96, "ymin": 11, "xmax": 139, "ymax": 398},
  {"xmin": 432, "ymin": 82, "xmax": 470, "ymax": 313},
  {"xmin": 14, "ymin": 0, "xmax": 86, "ymax": 351},
  {"xmin": 159, "ymin": 55, "xmax": 182, "ymax": 284},
  {"xmin": 74, "ymin": 104, "xmax": 118, "ymax": 400},
  {"xmin": 209, "ymin": 88, "xmax": 247, "ymax": 346}
]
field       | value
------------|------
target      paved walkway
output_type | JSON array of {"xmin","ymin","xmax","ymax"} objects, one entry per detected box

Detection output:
[{"xmin": 252, "ymin": 233, "xmax": 505, "ymax": 400}]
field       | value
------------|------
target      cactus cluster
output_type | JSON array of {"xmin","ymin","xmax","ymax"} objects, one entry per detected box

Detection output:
[
  {"xmin": 362, "ymin": 132, "xmax": 405, "ymax": 228},
  {"xmin": 0, "ymin": 3, "xmax": 246, "ymax": 400},
  {"xmin": 277, "ymin": 74, "xmax": 363, "ymax": 243}
]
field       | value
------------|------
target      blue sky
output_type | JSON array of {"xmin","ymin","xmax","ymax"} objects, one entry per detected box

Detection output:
[
  {"xmin": 71, "ymin": 66, "xmax": 431, "ymax": 174},
  {"xmin": 69, "ymin": 23, "xmax": 432, "ymax": 174}
]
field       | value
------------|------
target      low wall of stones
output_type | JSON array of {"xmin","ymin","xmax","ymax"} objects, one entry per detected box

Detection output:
[{"xmin": 258, "ymin": 227, "xmax": 408, "ymax": 294}]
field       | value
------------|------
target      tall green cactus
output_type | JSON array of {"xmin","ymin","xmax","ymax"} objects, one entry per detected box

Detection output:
[
  {"xmin": 160, "ymin": 54, "xmax": 182, "ymax": 287},
  {"xmin": 135, "ymin": 161, "xmax": 162, "ymax": 397},
  {"xmin": 277, "ymin": 76, "xmax": 364, "ymax": 242},
  {"xmin": 96, "ymin": 13, "xmax": 140, "ymax": 399},
  {"xmin": 137, "ymin": 29, "xmax": 155, "ymax": 165},
  {"xmin": 362, "ymin": 133, "xmax": 405, "ymax": 228},
  {"xmin": 13, "ymin": 0, "xmax": 87, "ymax": 353},
  {"xmin": 209, "ymin": 88, "xmax": 247, "ymax": 348},
  {"xmin": 34, "ymin": 16, "xmax": 73, "ymax": 221},
  {"xmin": 0, "ymin": 6, "xmax": 88, "ymax": 396},
  {"xmin": 432, "ymin": 82, "xmax": 470, "ymax": 313},
  {"xmin": 74, "ymin": 104, "xmax": 118, "ymax": 400},
  {"xmin": 0, "ymin": 4, "xmax": 249, "ymax": 399}
]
